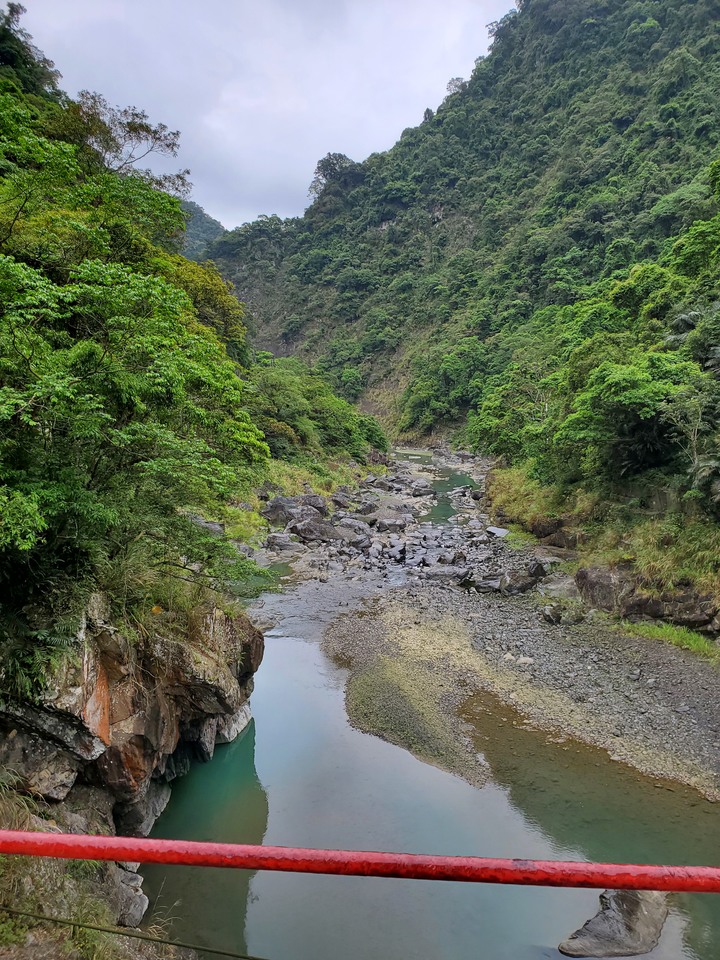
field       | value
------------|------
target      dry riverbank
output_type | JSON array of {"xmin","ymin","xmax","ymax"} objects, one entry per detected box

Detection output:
[
  {"xmin": 323, "ymin": 581, "xmax": 720, "ymax": 800},
  {"xmin": 253, "ymin": 448, "xmax": 720, "ymax": 800}
]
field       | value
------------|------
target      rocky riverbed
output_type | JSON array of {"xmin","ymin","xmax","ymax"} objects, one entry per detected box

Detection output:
[{"xmin": 252, "ymin": 448, "xmax": 720, "ymax": 801}]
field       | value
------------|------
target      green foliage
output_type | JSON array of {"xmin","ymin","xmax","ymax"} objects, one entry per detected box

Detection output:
[
  {"xmin": 245, "ymin": 358, "xmax": 387, "ymax": 462},
  {"xmin": 484, "ymin": 466, "xmax": 560, "ymax": 528},
  {"xmin": 620, "ymin": 619, "xmax": 720, "ymax": 661},
  {"xmin": 0, "ymin": 8, "xmax": 386, "ymax": 675},
  {"xmin": 0, "ymin": 619, "xmax": 75, "ymax": 702},
  {"xmin": 182, "ymin": 198, "xmax": 226, "ymax": 260},
  {"xmin": 0, "ymin": 4, "xmax": 59, "ymax": 96}
]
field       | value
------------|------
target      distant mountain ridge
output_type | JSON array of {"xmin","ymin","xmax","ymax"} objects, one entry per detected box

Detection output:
[{"xmin": 182, "ymin": 198, "xmax": 226, "ymax": 260}]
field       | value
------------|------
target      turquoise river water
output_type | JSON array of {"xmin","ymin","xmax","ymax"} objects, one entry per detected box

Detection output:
[{"xmin": 143, "ymin": 462, "xmax": 720, "ymax": 960}]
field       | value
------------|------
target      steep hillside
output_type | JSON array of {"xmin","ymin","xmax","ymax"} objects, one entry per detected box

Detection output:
[
  {"xmin": 206, "ymin": 0, "xmax": 720, "ymax": 424},
  {"xmin": 182, "ymin": 198, "xmax": 226, "ymax": 260}
]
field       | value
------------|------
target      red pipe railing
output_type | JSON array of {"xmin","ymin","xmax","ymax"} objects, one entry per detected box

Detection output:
[{"xmin": 1, "ymin": 830, "xmax": 719, "ymax": 892}]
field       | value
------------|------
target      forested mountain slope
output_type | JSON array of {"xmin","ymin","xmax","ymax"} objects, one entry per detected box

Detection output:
[
  {"xmin": 182, "ymin": 199, "xmax": 226, "ymax": 260},
  {"xmin": 206, "ymin": 0, "xmax": 720, "ymax": 427}
]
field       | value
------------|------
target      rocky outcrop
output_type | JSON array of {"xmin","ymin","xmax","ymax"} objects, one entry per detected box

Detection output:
[
  {"xmin": 576, "ymin": 566, "xmax": 720, "ymax": 633},
  {"xmin": 0, "ymin": 598, "xmax": 264, "ymax": 833},
  {"xmin": 559, "ymin": 890, "xmax": 668, "ymax": 957}
]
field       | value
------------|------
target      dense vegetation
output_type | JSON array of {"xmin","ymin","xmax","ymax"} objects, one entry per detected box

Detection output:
[
  {"xmin": 206, "ymin": 0, "xmax": 720, "ymax": 599},
  {"xmin": 181, "ymin": 199, "xmax": 225, "ymax": 260},
  {"xmin": 0, "ymin": 4, "xmax": 385, "ymax": 695}
]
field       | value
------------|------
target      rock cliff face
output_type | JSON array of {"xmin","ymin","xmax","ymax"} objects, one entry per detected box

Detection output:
[
  {"xmin": 0, "ymin": 596, "xmax": 264, "ymax": 836},
  {"xmin": 575, "ymin": 566, "xmax": 720, "ymax": 634}
]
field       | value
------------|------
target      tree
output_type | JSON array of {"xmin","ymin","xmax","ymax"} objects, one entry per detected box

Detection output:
[
  {"xmin": 446, "ymin": 77, "xmax": 467, "ymax": 94},
  {"xmin": 60, "ymin": 90, "xmax": 190, "ymax": 195},
  {"xmin": 0, "ymin": 255, "xmax": 268, "ymax": 610},
  {"xmin": 0, "ymin": 3, "xmax": 59, "ymax": 96},
  {"xmin": 308, "ymin": 152, "xmax": 357, "ymax": 198}
]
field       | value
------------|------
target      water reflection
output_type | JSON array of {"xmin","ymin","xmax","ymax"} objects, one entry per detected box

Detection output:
[
  {"xmin": 461, "ymin": 692, "xmax": 720, "ymax": 958},
  {"xmin": 142, "ymin": 722, "xmax": 269, "ymax": 957}
]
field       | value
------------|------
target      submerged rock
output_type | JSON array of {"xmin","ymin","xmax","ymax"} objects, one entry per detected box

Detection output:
[{"xmin": 558, "ymin": 890, "xmax": 668, "ymax": 957}]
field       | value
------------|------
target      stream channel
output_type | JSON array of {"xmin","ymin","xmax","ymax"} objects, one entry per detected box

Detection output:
[{"xmin": 142, "ymin": 452, "xmax": 720, "ymax": 960}]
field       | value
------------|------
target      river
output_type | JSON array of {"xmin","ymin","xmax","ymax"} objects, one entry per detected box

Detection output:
[{"xmin": 142, "ymin": 454, "xmax": 720, "ymax": 960}]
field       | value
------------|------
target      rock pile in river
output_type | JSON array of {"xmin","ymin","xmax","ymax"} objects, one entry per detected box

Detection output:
[{"xmin": 257, "ymin": 459, "xmax": 565, "ymax": 598}]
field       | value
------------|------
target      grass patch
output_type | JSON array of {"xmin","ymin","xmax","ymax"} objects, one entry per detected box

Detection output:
[
  {"xmin": 505, "ymin": 525, "xmax": 537, "ymax": 549},
  {"xmin": 222, "ymin": 504, "xmax": 268, "ymax": 543},
  {"xmin": 620, "ymin": 619, "xmax": 720, "ymax": 662},
  {"xmin": 261, "ymin": 457, "xmax": 360, "ymax": 495},
  {"xmin": 584, "ymin": 515, "xmax": 720, "ymax": 601},
  {"xmin": 486, "ymin": 466, "xmax": 558, "ymax": 527}
]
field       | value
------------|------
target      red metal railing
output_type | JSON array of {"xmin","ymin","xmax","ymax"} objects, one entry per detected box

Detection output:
[{"xmin": 1, "ymin": 830, "xmax": 720, "ymax": 892}]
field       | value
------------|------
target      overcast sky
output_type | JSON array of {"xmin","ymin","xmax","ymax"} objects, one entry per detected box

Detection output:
[{"xmin": 22, "ymin": 0, "xmax": 513, "ymax": 229}]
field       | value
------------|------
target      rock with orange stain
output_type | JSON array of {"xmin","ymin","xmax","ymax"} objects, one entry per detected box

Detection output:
[{"xmin": 0, "ymin": 600, "xmax": 264, "ymax": 821}]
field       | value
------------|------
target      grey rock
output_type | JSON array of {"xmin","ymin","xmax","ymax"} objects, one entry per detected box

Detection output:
[
  {"xmin": 542, "ymin": 604, "xmax": 563, "ymax": 625},
  {"xmin": 499, "ymin": 571, "xmax": 539, "ymax": 595},
  {"xmin": 376, "ymin": 516, "xmax": 409, "ymax": 533},
  {"xmin": 0, "ymin": 721, "xmax": 80, "ymax": 800},
  {"xmin": 475, "ymin": 577, "xmax": 502, "ymax": 593},
  {"xmin": 216, "ymin": 702, "xmax": 252, "ymax": 744},
  {"xmin": 405, "ymin": 555, "xmax": 425, "ymax": 568},
  {"xmin": 289, "ymin": 519, "xmax": 352, "ymax": 543},
  {"xmin": 338, "ymin": 518, "xmax": 373, "ymax": 537},
  {"xmin": 559, "ymin": 890, "xmax": 668, "ymax": 957},
  {"xmin": 576, "ymin": 566, "xmax": 635, "ymax": 613},
  {"xmin": 107, "ymin": 863, "xmax": 150, "ymax": 927},
  {"xmin": 297, "ymin": 493, "xmax": 328, "ymax": 515},
  {"xmin": 411, "ymin": 479, "xmax": 434, "ymax": 496},
  {"xmin": 115, "ymin": 780, "xmax": 172, "ymax": 837},
  {"xmin": 539, "ymin": 574, "xmax": 581, "ymax": 601},
  {"xmin": 265, "ymin": 532, "xmax": 300, "ymax": 551},
  {"xmin": 262, "ymin": 496, "xmax": 322, "ymax": 526},
  {"xmin": 487, "ymin": 526, "xmax": 510, "ymax": 538},
  {"xmin": 424, "ymin": 565, "xmax": 471, "ymax": 581},
  {"xmin": 0, "ymin": 701, "xmax": 107, "ymax": 761},
  {"xmin": 187, "ymin": 513, "xmax": 225, "ymax": 536}
]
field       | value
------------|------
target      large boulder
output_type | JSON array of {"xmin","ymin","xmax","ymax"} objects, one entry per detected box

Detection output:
[
  {"xmin": 289, "ymin": 518, "xmax": 353, "ymax": 544},
  {"xmin": 423, "ymin": 565, "xmax": 471, "ymax": 582},
  {"xmin": 559, "ymin": 890, "xmax": 668, "ymax": 957},
  {"xmin": 376, "ymin": 516, "xmax": 410, "ymax": 533},
  {"xmin": 486, "ymin": 525, "xmax": 510, "ymax": 538},
  {"xmin": 337, "ymin": 518, "xmax": 373, "ymax": 538},
  {"xmin": 499, "ymin": 571, "xmax": 539, "ymax": 595},
  {"xmin": 575, "ymin": 566, "xmax": 636, "ymax": 612},
  {"xmin": 262, "ymin": 496, "xmax": 322, "ymax": 526},
  {"xmin": 0, "ymin": 718, "xmax": 80, "ymax": 800},
  {"xmin": 297, "ymin": 493, "xmax": 328, "ymax": 515},
  {"xmin": 411, "ymin": 479, "xmax": 434, "ymax": 497},
  {"xmin": 113, "ymin": 780, "xmax": 172, "ymax": 837}
]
